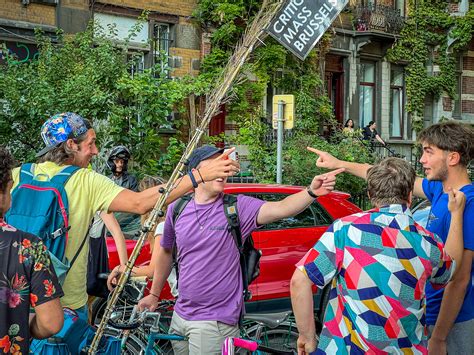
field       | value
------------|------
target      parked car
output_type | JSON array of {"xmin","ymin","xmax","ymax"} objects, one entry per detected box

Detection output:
[{"xmin": 105, "ymin": 184, "xmax": 361, "ymax": 317}]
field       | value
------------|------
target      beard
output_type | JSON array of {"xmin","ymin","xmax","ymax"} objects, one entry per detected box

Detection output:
[{"xmin": 430, "ymin": 163, "xmax": 449, "ymax": 181}]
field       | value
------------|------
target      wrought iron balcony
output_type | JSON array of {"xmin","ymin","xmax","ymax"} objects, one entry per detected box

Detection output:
[{"xmin": 352, "ymin": 5, "xmax": 405, "ymax": 34}]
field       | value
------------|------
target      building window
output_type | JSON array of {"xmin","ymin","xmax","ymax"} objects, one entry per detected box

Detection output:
[
  {"xmin": 153, "ymin": 23, "xmax": 171, "ymax": 61},
  {"xmin": 395, "ymin": 0, "xmax": 406, "ymax": 17},
  {"xmin": 127, "ymin": 52, "xmax": 145, "ymax": 76},
  {"xmin": 453, "ymin": 56, "xmax": 462, "ymax": 118},
  {"xmin": 390, "ymin": 66, "xmax": 404, "ymax": 138},
  {"xmin": 359, "ymin": 62, "xmax": 375, "ymax": 129}
]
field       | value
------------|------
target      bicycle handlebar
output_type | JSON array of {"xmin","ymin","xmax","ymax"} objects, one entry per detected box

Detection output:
[
  {"xmin": 224, "ymin": 337, "xmax": 296, "ymax": 355},
  {"xmin": 232, "ymin": 338, "xmax": 258, "ymax": 351}
]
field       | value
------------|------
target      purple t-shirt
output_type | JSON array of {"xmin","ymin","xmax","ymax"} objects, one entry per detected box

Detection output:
[{"xmin": 161, "ymin": 194, "xmax": 265, "ymax": 325}]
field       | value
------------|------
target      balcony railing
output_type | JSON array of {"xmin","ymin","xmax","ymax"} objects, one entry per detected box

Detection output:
[{"xmin": 352, "ymin": 5, "xmax": 405, "ymax": 34}]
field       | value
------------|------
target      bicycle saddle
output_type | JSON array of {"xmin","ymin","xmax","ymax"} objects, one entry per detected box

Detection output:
[{"xmin": 244, "ymin": 311, "xmax": 292, "ymax": 329}]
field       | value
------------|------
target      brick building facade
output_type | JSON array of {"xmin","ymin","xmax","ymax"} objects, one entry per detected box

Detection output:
[
  {"xmin": 315, "ymin": 0, "xmax": 473, "ymax": 159},
  {"xmin": 0, "ymin": 0, "xmax": 204, "ymax": 78}
]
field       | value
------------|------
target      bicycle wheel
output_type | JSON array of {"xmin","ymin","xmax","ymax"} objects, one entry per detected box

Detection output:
[
  {"xmin": 252, "ymin": 325, "xmax": 299, "ymax": 354},
  {"xmin": 100, "ymin": 327, "xmax": 146, "ymax": 355},
  {"xmin": 91, "ymin": 296, "xmax": 138, "ymax": 328}
]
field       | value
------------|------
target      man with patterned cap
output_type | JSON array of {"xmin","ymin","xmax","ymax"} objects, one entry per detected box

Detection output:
[
  {"xmin": 9, "ymin": 112, "xmax": 239, "ymax": 321},
  {"xmin": 290, "ymin": 157, "xmax": 465, "ymax": 354}
]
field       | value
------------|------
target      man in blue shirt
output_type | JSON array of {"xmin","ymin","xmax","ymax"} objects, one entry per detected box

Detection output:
[{"xmin": 309, "ymin": 121, "xmax": 474, "ymax": 354}]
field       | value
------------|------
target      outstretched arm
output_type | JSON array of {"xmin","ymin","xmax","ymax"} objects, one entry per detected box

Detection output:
[
  {"xmin": 307, "ymin": 147, "xmax": 427, "ymax": 199},
  {"xmin": 257, "ymin": 168, "xmax": 344, "ymax": 225},
  {"xmin": 375, "ymin": 134, "xmax": 385, "ymax": 146},
  {"xmin": 109, "ymin": 148, "xmax": 240, "ymax": 215}
]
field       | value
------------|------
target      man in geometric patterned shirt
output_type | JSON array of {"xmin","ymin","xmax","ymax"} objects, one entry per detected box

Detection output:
[{"xmin": 291, "ymin": 158, "xmax": 465, "ymax": 354}]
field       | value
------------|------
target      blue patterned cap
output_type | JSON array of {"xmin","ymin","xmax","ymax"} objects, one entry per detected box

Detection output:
[{"xmin": 36, "ymin": 112, "xmax": 91, "ymax": 157}]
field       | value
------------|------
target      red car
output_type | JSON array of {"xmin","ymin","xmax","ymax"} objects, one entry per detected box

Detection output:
[{"xmin": 106, "ymin": 184, "xmax": 361, "ymax": 315}]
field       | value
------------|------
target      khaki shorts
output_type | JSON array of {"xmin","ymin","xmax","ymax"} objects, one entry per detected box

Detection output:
[{"xmin": 169, "ymin": 311, "xmax": 240, "ymax": 355}]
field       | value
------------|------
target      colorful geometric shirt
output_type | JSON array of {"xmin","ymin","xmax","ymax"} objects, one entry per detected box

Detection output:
[
  {"xmin": 296, "ymin": 204, "xmax": 454, "ymax": 354},
  {"xmin": 0, "ymin": 220, "xmax": 63, "ymax": 355}
]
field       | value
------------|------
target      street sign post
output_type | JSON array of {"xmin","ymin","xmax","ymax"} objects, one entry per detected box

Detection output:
[
  {"xmin": 272, "ymin": 94, "xmax": 295, "ymax": 184},
  {"xmin": 276, "ymin": 100, "xmax": 284, "ymax": 184},
  {"xmin": 268, "ymin": 0, "xmax": 348, "ymax": 60},
  {"xmin": 272, "ymin": 94, "xmax": 295, "ymax": 129}
]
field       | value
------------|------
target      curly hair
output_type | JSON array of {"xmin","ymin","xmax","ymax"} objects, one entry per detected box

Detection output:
[
  {"xmin": 367, "ymin": 157, "xmax": 415, "ymax": 207},
  {"xmin": 418, "ymin": 121, "xmax": 474, "ymax": 167},
  {"xmin": 0, "ymin": 146, "xmax": 15, "ymax": 192}
]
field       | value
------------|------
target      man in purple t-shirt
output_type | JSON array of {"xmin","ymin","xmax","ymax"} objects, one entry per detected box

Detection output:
[{"xmin": 138, "ymin": 145, "xmax": 344, "ymax": 354}]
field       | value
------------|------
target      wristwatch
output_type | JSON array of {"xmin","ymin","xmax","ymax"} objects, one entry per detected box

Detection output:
[{"xmin": 306, "ymin": 186, "xmax": 318, "ymax": 199}]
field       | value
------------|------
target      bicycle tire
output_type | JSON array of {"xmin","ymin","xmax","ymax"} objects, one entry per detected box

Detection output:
[
  {"xmin": 91, "ymin": 296, "xmax": 140, "ymax": 329},
  {"xmin": 90, "ymin": 297, "xmax": 107, "ymax": 327},
  {"xmin": 100, "ymin": 327, "xmax": 146, "ymax": 355},
  {"xmin": 250, "ymin": 325, "xmax": 299, "ymax": 354}
]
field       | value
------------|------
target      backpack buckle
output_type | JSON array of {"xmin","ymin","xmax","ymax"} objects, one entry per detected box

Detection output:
[
  {"xmin": 243, "ymin": 289, "xmax": 252, "ymax": 301},
  {"xmin": 51, "ymin": 226, "xmax": 70, "ymax": 239}
]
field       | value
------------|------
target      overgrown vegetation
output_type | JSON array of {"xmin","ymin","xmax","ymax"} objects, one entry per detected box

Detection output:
[
  {"xmin": 194, "ymin": 0, "xmax": 373, "ymax": 193},
  {"xmin": 387, "ymin": 0, "xmax": 474, "ymax": 131},
  {"xmin": 0, "ymin": 21, "xmax": 192, "ymax": 177}
]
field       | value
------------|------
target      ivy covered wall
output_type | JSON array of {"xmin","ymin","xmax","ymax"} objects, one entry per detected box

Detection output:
[{"xmin": 386, "ymin": 0, "xmax": 474, "ymax": 131}]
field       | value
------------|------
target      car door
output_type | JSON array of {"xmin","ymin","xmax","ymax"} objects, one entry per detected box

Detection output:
[{"xmin": 245, "ymin": 193, "xmax": 333, "ymax": 311}]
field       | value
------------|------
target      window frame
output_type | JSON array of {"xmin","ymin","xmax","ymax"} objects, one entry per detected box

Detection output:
[
  {"xmin": 359, "ymin": 61, "xmax": 376, "ymax": 129},
  {"xmin": 153, "ymin": 22, "xmax": 172, "ymax": 74},
  {"xmin": 389, "ymin": 65, "xmax": 405, "ymax": 139}
]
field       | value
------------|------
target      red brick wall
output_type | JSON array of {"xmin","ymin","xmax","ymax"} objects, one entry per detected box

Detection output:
[
  {"xmin": 98, "ymin": 0, "xmax": 197, "ymax": 17},
  {"xmin": 443, "ymin": 97, "xmax": 453, "ymax": 111},
  {"xmin": 448, "ymin": 3, "xmax": 459, "ymax": 13},
  {"xmin": 462, "ymin": 77, "xmax": 474, "ymax": 95},
  {"xmin": 463, "ymin": 56, "xmax": 474, "ymax": 71},
  {"xmin": 0, "ymin": 0, "xmax": 56, "ymax": 26},
  {"xmin": 201, "ymin": 32, "xmax": 211, "ymax": 59},
  {"xmin": 461, "ymin": 100, "xmax": 474, "ymax": 114}
]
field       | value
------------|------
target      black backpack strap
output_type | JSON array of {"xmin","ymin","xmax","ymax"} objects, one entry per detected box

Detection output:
[
  {"xmin": 68, "ymin": 218, "xmax": 94, "ymax": 272},
  {"xmin": 171, "ymin": 194, "xmax": 193, "ymax": 291},
  {"xmin": 223, "ymin": 194, "xmax": 251, "ymax": 302},
  {"xmin": 68, "ymin": 219, "xmax": 94, "ymax": 271},
  {"xmin": 172, "ymin": 194, "xmax": 193, "ymax": 225}
]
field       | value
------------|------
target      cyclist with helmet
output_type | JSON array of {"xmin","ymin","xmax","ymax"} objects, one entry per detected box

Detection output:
[
  {"xmin": 106, "ymin": 146, "xmax": 141, "ymax": 236},
  {"xmin": 107, "ymin": 145, "xmax": 139, "ymax": 192}
]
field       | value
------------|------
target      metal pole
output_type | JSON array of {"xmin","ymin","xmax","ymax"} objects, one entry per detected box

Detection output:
[{"xmin": 276, "ymin": 100, "xmax": 285, "ymax": 184}]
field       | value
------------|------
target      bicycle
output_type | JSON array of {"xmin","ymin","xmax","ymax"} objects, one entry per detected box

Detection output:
[
  {"xmin": 91, "ymin": 274, "xmax": 310, "ymax": 354},
  {"xmin": 109, "ymin": 304, "xmax": 299, "ymax": 354}
]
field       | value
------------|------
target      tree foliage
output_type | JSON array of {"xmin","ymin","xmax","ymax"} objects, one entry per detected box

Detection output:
[
  {"xmin": 0, "ymin": 22, "xmax": 192, "ymax": 177},
  {"xmin": 194, "ymin": 0, "xmax": 373, "ymax": 193}
]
